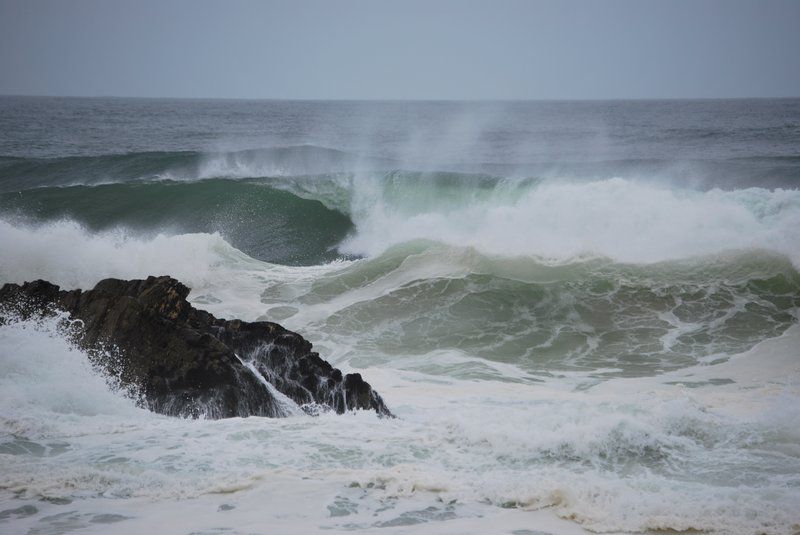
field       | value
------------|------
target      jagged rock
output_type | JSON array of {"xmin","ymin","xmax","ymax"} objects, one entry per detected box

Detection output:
[{"xmin": 0, "ymin": 276, "xmax": 391, "ymax": 419}]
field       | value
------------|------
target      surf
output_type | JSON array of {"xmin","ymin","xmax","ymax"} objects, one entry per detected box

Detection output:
[{"xmin": 2, "ymin": 97, "xmax": 799, "ymax": 535}]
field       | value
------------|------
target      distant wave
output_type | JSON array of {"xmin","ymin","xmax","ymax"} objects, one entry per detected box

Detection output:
[
  {"xmin": 0, "ymin": 145, "xmax": 373, "ymax": 191},
  {"xmin": 2, "ymin": 143, "xmax": 799, "ymax": 193}
]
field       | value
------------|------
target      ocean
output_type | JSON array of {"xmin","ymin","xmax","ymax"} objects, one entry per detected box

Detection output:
[{"xmin": 0, "ymin": 96, "xmax": 799, "ymax": 534}]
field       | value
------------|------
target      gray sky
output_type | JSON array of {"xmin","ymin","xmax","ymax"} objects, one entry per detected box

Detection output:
[{"xmin": 1, "ymin": 0, "xmax": 798, "ymax": 100}]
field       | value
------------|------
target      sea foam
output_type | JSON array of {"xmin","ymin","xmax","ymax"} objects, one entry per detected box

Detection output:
[{"xmin": 341, "ymin": 176, "xmax": 800, "ymax": 266}]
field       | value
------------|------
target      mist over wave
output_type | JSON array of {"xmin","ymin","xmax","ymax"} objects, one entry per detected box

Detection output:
[{"xmin": 338, "ymin": 174, "xmax": 800, "ymax": 265}]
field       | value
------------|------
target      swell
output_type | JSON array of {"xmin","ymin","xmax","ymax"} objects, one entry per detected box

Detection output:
[
  {"xmin": 0, "ymin": 151, "xmax": 198, "ymax": 191},
  {"xmin": 0, "ymin": 179, "xmax": 354, "ymax": 265},
  {"xmin": 0, "ymin": 145, "xmax": 376, "ymax": 192},
  {"xmin": 2, "ymin": 144, "xmax": 800, "ymax": 193}
]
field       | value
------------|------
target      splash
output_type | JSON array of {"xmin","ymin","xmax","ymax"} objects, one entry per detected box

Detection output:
[{"xmin": 341, "ymin": 176, "xmax": 800, "ymax": 266}]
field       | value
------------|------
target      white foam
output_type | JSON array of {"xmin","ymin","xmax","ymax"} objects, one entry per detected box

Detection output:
[
  {"xmin": 1, "ymin": 309, "xmax": 799, "ymax": 534},
  {"xmin": 0, "ymin": 218, "xmax": 343, "ymax": 320},
  {"xmin": 0, "ymin": 314, "xmax": 144, "ymax": 421},
  {"xmin": 342, "ymin": 177, "xmax": 800, "ymax": 266},
  {"xmin": 0, "ymin": 219, "xmax": 227, "ymax": 289},
  {"xmin": 593, "ymin": 323, "xmax": 800, "ymax": 421}
]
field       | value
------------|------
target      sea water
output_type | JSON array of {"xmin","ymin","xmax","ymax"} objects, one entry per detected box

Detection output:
[{"xmin": 1, "ymin": 97, "xmax": 799, "ymax": 534}]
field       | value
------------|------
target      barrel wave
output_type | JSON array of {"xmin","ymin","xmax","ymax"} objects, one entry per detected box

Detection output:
[{"xmin": 0, "ymin": 178, "xmax": 354, "ymax": 265}]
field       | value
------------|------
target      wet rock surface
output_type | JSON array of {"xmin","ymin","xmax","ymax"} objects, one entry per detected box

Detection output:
[{"xmin": 0, "ymin": 276, "xmax": 391, "ymax": 419}]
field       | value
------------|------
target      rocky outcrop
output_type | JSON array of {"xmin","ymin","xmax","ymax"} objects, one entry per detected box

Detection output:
[{"xmin": 0, "ymin": 276, "xmax": 391, "ymax": 419}]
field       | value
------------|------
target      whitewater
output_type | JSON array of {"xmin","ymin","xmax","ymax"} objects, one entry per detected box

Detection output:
[{"xmin": 1, "ymin": 97, "xmax": 799, "ymax": 534}]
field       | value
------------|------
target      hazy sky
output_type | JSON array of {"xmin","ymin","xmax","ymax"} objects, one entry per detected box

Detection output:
[{"xmin": 1, "ymin": 0, "xmax": 798, "ymax": 100}]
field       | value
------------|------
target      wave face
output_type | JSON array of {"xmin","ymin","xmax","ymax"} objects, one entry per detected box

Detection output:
[
  {"xmin": 0, "ymin": 178, "xmax": 353, "ymax": 265},
  {"xmin": 290, "ymin": 245, "xmax": 800, "ymax": 378},
  {"xmin": 1, "ymin": 97, "xmax": 800, "ymax": 534}
]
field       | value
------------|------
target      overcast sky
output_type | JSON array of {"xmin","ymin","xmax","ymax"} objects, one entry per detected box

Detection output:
[{"xmin": 1, "ymin": 0, "xmax": 798, "ymax": 100}]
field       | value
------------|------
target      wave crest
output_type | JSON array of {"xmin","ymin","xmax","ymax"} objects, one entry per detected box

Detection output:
[{"xmin": 340, "ymin": 176, "xmax": 800, "ymax": 266}]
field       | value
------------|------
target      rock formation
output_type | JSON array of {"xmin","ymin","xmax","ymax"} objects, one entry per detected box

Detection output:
[{"xmin": 0, "ymin": 276, "xmax": 391, "ymax": 419}]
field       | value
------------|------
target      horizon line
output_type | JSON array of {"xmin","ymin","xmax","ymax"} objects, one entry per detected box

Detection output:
[{"xmin": 2, "ymin": 93, "xmax": 799, "ymax": 103}]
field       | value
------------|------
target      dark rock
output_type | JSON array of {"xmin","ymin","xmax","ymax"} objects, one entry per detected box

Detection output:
[{"xmin": 0, "ymin": 276, "xmax": 392, "ymax": 419}]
